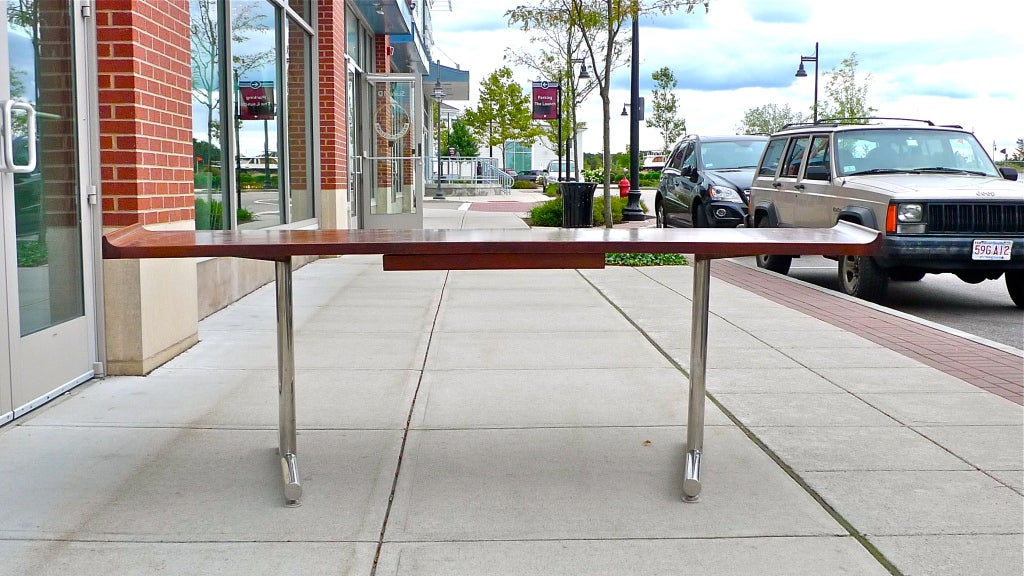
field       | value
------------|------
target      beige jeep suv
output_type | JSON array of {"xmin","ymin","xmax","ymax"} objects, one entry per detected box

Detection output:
[{"xmin": 748, "ymin": 119, "xmax": 1023, "ymax": 306}]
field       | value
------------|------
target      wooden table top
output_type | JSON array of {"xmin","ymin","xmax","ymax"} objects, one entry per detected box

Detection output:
[{"xmin": 103, "ymin": 222, "xmax": 881, "ymax": 266}]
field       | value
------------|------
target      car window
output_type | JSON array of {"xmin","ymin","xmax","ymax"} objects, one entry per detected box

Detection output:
[
  {"xmin": 666, "ymin": 143, "xmax": 685, "ymax": 170},
  {"xmin": 680, "ymin": 142, "xmax": 696, "ymax": 176},
  {"xmin": 781, "ymin": 136, "xmax": 810, "ymax": 177},
  {"xmin": 758, "ymin": 138, "xmax": 786, "ymax": 177},
  {"xmin": 699, "ymin": 140, "xmax": 767, "ymax": 170},
  {"xmin": 806, "ymin": 136, "xmax": 830, "ymax": 175},
  {"xmin": 835, "ymin": 129, "xmax": 999, "ymax": 176}
]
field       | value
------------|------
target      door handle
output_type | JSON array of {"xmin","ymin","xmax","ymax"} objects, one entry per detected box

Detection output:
[
  {"xmin": 771, "ymin": 181, "xmax": 782, "ymax": 188},
  {"xmin": 794, "ymin": 184, "xmax": 805, "ymax": 190},
  {"xmin": 1, "ymin": 100, "xmax": 37, "ymax": 173}
]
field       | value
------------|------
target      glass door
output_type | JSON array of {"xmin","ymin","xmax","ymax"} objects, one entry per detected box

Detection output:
[
  {"xmin": 1, "ymin": 1, "xmax": 94, "ymax": 423},
  {"xmin": 362, "ymin": 74, "xmax": 422, "ymax": 229}
]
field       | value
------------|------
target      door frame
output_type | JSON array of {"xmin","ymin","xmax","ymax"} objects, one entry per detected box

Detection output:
[{"xmin": 1, "ymin": 0, "xmax": 99, "ymax": 424}]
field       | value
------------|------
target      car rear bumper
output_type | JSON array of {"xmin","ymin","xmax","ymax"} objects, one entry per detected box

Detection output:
[{"xmin": 879, "ymin": 236, "xmax": 1024, "ymax": 271}]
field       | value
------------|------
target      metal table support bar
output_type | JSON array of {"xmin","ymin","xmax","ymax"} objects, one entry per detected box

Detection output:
[
  {"xmin": 275, "ymin": 259, "xmax": 301, "ymax": 506},
  {"xmin": 683, "ymin": 256, "xmax": 711, "ymax": 501}
]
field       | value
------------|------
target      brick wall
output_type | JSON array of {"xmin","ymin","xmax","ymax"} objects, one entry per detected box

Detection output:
[
  {"xmin": 96, "ymin": 0, "xmax": 193, "ymax": 227},
  {"xmin": 317, "ymin": 0, "xmax": 346, "ymax": 193}
]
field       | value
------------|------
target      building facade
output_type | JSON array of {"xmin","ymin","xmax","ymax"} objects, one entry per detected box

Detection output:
[{"xmin": 0, "ymin": 0, "xmax": 465, "ymax": 424}]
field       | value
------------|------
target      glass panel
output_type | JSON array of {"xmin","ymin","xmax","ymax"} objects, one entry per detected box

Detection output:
[
  {"xmin": 232, "ymin": 0, "xmax": 279, "ymax": 230},
  {"xmin": 371, "ymin": 79, "xmax": 417, "ymax": 215},
  {"xmin": 10, "ymin": 0, "xmax": 85, "ymax": 336},
  {"xmin": 285, "ymin": 15, "xmax": 312, "ymax": 221},
  {"xmin": 189, "ymin": 0, "xmax": 226, "ymax": 229}
]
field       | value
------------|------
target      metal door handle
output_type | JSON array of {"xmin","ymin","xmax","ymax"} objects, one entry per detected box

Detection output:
[
  {"xmin": 794, "ymin": 184, "xmax": 805, "ymax": 190},
  {"xmin": 772, "ymin": 181, "xmax": 782, "ymax": 188},
  {"xmin": 2, "ymin": 100, "xmax": 37, "ymax": 173}
]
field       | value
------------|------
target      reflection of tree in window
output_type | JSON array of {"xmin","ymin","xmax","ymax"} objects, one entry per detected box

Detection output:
[{"xmin": 190, "ymin": 0, "xmax": 274, "ymax": 162}]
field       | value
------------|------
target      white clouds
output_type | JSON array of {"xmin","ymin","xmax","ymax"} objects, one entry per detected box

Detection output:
[{"xmin": 432, "ymin": 0, "xmax": 1024, "ymax": 155}]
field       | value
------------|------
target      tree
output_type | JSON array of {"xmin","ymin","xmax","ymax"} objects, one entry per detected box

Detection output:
[
  {"xmin": 447, "ymin": 120, "xmax": 480, "ymax": 157},
  {"xmin": 508, "ymin": 0, "xmax": 708, "ymax": 228},
  {"xmin": 1013, "ymin": 138, "xmax": 1024, "ymax": 162},
  {"xmin": 818, "ymin": 53, "xmax": 875, "ymax": 122},
  {"xmin": 736, "ymin": 103, "xmax": 806, "ymax": 135},
  {"xmin": 504, "ymin": 17, "xmax": 604, "ymax": 177},
  {"xmin": 461, "ymin": 67, "xmax": 544, "ymax": 168},
  {"xmin": 648, "ymin": 66, "xmax": 686, "ymax": 154}
]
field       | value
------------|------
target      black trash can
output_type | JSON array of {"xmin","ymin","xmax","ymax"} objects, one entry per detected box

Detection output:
[{"xmin": 559, "ymin": 181, "xmax": 597, "ymax": 228}]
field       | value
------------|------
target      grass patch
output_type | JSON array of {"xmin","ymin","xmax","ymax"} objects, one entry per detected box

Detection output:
[{"xmin": 605, "ymin": 253, "xmax": 687, "ymax": 266}]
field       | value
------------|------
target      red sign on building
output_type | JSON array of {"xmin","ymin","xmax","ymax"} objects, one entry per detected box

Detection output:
[
  {"xmin": 238, "ymin": 80, "xmax": 275, "ymax": 120},
  {"xmin": 532, "ymin": 81, "xmax": 559, "ymax": 120}
]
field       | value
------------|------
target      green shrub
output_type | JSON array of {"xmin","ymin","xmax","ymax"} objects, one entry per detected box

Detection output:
[
  {"xmin": 544, "ymin": 183, "xmax": 559, "ymax": 196},
  {"xmin": 511, "ymin": 180, "xmax": 538, "ymax": 189},
  {"xmin": 196, "ymin": 198, "xmax": 256, "ymax": 229},
  {"xmin": 528, "ymin": 196, "xmax": 563, "ymax": 227},
  {"xmin": 16, "ymin": 240, "xmax": 47, "ymax": 267},
  {"xmin": 592, "ymin": 196, "xmax": 624, "ymax": 226},
  {"xmin": 605, "ymin": 253, "xmax": 687, "ymax": 266},
  {"xmin": 529, "ymin": 195, "xmax": 648, "ymax": 227}
]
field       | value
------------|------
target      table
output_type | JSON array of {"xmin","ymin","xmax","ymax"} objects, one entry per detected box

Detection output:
[{"xmin": 103, "ymin": 223, "xmax": 880, "ymax": 506}]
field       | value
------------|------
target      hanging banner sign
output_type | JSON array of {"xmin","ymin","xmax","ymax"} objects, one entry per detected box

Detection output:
[
  {"xmin": 238, "ymin": 80, "xmax": 276, "ymax": 120},
  {"xmin": 532, "ymin": 81, "xmax": 559, "ymax": 120}
]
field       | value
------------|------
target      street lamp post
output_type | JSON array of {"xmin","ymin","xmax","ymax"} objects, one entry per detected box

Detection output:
[
  {"xmin": 622, "ymin": 11, "xmax": 645, "ymax": 222},
  {"xmin": 795, "ymin": 42, "xmax": 819, "ymax": 123},
  {"xmin": 432, "ymin": 61, "xmax": 446, "ymax": 200}
]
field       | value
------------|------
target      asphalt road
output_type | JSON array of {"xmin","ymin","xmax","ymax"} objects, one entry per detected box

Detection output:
[{"xmin": 733, "ymin": 255, "xmax": 1023, "ymax": 351}]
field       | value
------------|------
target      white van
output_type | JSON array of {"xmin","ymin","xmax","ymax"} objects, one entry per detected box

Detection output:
[{"xmin": 545, "ymin": 160, "xmax": 577, "ymax": 182}]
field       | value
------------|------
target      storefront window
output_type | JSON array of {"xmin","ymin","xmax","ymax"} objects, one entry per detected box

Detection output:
[{"xmin": 189, "ymin": 0, "xmax": 316, "ymax": 230}]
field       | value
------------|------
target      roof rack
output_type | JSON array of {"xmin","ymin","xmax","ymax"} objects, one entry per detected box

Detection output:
[{"xmin": 779, "ymin": 117, "xmax": 944, "ymax": 131}]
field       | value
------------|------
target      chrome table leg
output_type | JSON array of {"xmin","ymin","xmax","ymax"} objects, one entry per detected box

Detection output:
[
  {"xmin": 683, "ymin": 256, "xmax": 711, "ymax": 501},
  {"xmin": 276, "ymin": 259, "xmax": 301, "ymax": 506}
]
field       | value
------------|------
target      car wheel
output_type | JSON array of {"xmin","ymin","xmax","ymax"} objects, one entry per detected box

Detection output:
[
  {"xmin": 1006, "ymin": 271, "xmax": 1024, "ymax": 309},
  {"xmin": 889, "ymin": 270, "xmax": 925, "ymax": 282},
  {"xmin": 754, "ymin": 219, "xmax": 792, "ymax": 275},
  {"xmin": 655, "ymin": 201, "xmax": 667, "ymax": 228},
  {"xmin": 839, "ymin": 255, "xmax": 888, "ymax": 302},
  {"xmin": 692, "ymin": 203, "xmax": 708, "ymax": 228}
]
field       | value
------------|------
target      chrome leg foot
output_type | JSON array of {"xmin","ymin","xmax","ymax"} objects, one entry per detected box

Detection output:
[
  {"xmin": 281, "ymin": 452, "xmax": 302, "ymax": 507},
  {"xmin": 683, "ymin": 449, "xmax": 702, "ymax": 502}
]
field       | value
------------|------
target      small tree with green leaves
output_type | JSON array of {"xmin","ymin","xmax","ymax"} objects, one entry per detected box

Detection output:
[
  {"xmin": 819, "ymin": 53, "xmax": 876, "ymax": 122},
  {"xmin": 736, "ymin": 103, "xmax": 806, "ymax": 135},
  {"xmin": 648, "ymin": 66, "xmax": 686, "ymax": 153},
  {"xmin": 461, "ymin": 67, "xmax": 544, "ymax": 167},
  {"xmin": 447, "ymin": 120, "xmax": 480, "ymax": 157}
]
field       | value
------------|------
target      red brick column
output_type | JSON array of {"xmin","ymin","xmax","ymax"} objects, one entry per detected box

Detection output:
[
  {"xmin": 96, "ymin": 0, "xmax": 193, "ymax": 228},
  {"xmin": 317, "ymin": 0, "xmax": 346, "ymax": 195}
]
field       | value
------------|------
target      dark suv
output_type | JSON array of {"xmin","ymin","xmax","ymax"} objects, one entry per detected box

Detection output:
[
  {"xmin": 655, "ymin": 134, "xmax": 767, "ymax": 228},
  {"xmin": 748, "ymin": 119, "xmax": 1023, "ymax": 306}
]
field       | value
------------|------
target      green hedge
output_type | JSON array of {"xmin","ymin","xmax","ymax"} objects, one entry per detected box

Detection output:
[{"xmin": 528, "ymin": 196, "xmax": 645, "ymax": 227}]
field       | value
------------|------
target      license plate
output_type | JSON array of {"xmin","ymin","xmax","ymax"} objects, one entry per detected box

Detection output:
[{"xmin": 972, "ymin": 239, "xmax": 1013, "ymax": 261}]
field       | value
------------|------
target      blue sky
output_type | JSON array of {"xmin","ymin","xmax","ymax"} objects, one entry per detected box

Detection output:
[{"xmin": 432, "ymin": 0, "xmax": 1024, "ymax": 157}]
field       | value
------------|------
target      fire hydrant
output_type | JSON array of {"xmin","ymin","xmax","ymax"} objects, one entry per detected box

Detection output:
[{"xmin": 618, "ymin": 177, "xmax": 631, "ymax": 198}]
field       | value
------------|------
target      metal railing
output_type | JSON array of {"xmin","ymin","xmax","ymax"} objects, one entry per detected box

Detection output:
[{"xmin": 430, "ymin": 156, "xmax": 512, "ymax": 189}]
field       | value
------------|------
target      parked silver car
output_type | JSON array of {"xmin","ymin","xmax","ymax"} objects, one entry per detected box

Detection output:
[{"xmin": 748, "ymin": 118, "xmax": 1023, "ymax": 306}]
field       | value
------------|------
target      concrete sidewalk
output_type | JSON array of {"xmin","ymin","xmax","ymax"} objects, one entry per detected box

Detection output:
[{"xmin": 1, "ymin": 200, "xmax": 1021, "ymax": 576}]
